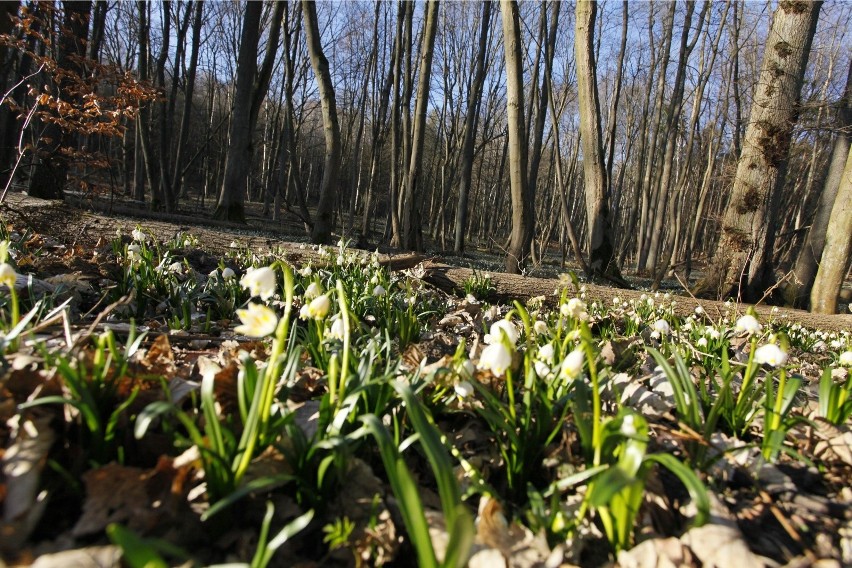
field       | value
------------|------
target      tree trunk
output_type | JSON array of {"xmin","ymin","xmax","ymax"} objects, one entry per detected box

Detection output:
[
  {"xmin": 500, "ymin": 0, "xmax": 533, "ymax": 274},
  {"xmin": 28, "ymin": 1, "xmax": 91, "ymax": 200},
  {"xmin": 453, "ymin": 0, "xmax": 492, "ymax": 254},
  {"xmin": 694, "ymin": 0, "xmax": 822, "ymax": 302},
  {"xmin": 302, "ymin": 0, "xmax": 341, "ymax": 244},
  {"xmin": 784, "ymin": 60, "xmax": 852, "ymax": 307},
  {"xmin": 574, "ymin": 0, "xmax": 624, "ymax": 283},
  {"xmin": 213, "ymin": 1, "xmax": 284, "ymax": 222},
  {"xmin": 810, "ymin": 144, "xmax": 852, "ymax": 314},
  {"xmin": 171, "ymin": 0, "xmax": 203, "ymax": 203},
  {"xmin": 398, "ymin": 0, "xmax": 439, "ymax": 252}
]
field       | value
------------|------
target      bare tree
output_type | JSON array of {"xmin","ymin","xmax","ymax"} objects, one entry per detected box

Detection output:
[
  {"xmin": 454, "ymin": 0, "xmax": 493, "ymax": 254},
  {"xmin": 398, "ymin": 0, "xmax": 439, "ymax": 251},
  {"xmin": 28, "ymin": 1, "xmax": 92, "ymax": 200},
  {"xmin": 810, "ymin": 143, "xmax": 852, "ymax": 313},
  {"xmin": 302, "ymin": 0, "xmax": 340, "ymax": 244},
  {"xmin": 574, "ymin": 0, "xmax": 624, "ymax": 283},
  {"xmin": 500, "ymin": 0, "xmax": 534, "ymax": 274},
  {"xmin": 213, "ymin": 0, "xmax": 284, "ymax": 222},
  {"xmin": 694, "ymin": 1, "xmax": 822, "ymax": 302},
  {"xmin": 784, "ymin": 60, "xmax": 852, "ymax": 307}
]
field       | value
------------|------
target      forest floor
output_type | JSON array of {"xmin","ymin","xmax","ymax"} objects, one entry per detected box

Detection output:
[{"xmin": 1, "ymin": 191, "xmax": 851, "ymax": 567}]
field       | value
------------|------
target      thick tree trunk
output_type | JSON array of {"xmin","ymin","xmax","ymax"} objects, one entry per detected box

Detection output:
[
  {"xmin": 212, "ymin": 2, "xmax": 261, "ymax": 222},
  {"xmin": 810, "ymin": 144, "xmax": 852, "ymax": 314},
  {"xmin": 500, "ymin": 0, "xmax": 534, "ymax": 274},
  {"xmin": 574, "ymin": 0, "xmax": 624, "ymax": 283},
  {"xmin": 302, "ymin": 0, "xmax": 341, "ymax": 244},
  {"xmin": 694, "ymin": 0, "xmax": 822, "ymax": 302},
  {"xmin": 784, "ymin": 60, "xmax": 852, "ymax": 308}
]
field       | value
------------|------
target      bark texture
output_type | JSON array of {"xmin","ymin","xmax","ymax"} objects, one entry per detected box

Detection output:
[
  {"xmin": 399, "ymin": 0, "xmax": 439, "ymax": 251},
  {"xmin": 694, "ymin": 0, "xmax": 822, "ymax": 302},
  {"xmin": 574, "ymin": 0, "xmax": 623, "ymax": 283},
  {"xmin": 810, "ymin": 144, "xmax": 852, "ymax": 314},
  {"xmin": 500, "ymin": 0, "xmax": 534, "ymax": 274},
  {"xmin": 784, "ymin": 60, "xmax": 852, "ymax": 308},
  {"xmin": 303, "ymin": 0, "xmax": 341, "ymax": 244}
]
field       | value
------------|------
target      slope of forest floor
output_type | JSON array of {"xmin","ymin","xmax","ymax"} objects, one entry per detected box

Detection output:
[{"xmin": 1, "ymin": 192, "xmax": 851, "ymax": 568}]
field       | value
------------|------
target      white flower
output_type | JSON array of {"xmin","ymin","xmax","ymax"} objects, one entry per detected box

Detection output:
[
  {"xmin": 838, "ymin": 351, "xmax": 852, "ymax": 367},
  {"xmin": 373, "ymin": 285, "xmax": 387, "ymax": 297},
  {"xmin": 327, "ymin": 317, "xmax": 346, "ymax": 340},
  {"xmin": 620, "ymin": 414, "xmax": 637, "ymax": 437},
  {"xmin": 697, "ymin": 337, "xmax": 708, "ymax": 348},
  {"xmin": 485, "ymin": 319, "xmax": 519, "ymax": 346},
  {"xmin": 229, "ymin": 241, "xmax": 239, "ymax": 248},
  {"xmin": 533, "ymin": 320, "xmax": 548, "ymax": 335},
  {"xmin": 222, "ymin": 267, "xmax": 235, "ymax": 281},
  {"xmin": 735, "ymin": 314, "xmax": 762, "ymax": 336},
  {"xmin": 534, "ymin": 360, "xmax": 552, "ymax": 378},
  {"xmin": 304, "ymin": 282, "xmax": 323, "ymax": 300},
  {"xmin": 695, "ymin": 306, "xmax": 704, "ymax": 316},
  {"xmin": 235, "ymin": 303, "xmax": 278, "ymax": 337},
  {"xmin": 652, "ymin": 319, "xmax": 671, "ymax": 336},
  {"xmin": 168, "ymin": 262, "xmax": 183, "ymax": 274},
  {"xmin": 307, "ymin": 294, "xmax": 331, "ymax": 319},
  {"xmin": 537, "ymin": 343, "xmax": 555, "ymax": 364},
  {"xmin": 370, "ymin": 274, "xmax": 379, "ymax": 285},
  {"xmin": 753, "ymin": 343, "xmax": 788, "ymax": 367},
  {"xmin": 127, "ymin": 243, "xmax": 141, "ymax": 261},
  {"xmin": 454, "ymin": 380, "xmax": 474, "ymax": 399},
  {"xmin": 560, "ymin": 298, "xmax": 588, "ymax": 320},
  {"xmin": 299, "ymin": 305, "xmax": 311, "ymax": 320},
  {"xmin": 559, "ymin": 349, "xmax": 585, "ymax": 380},
  {"xmin": 131, "ymin": 227, "xmax": 147, "ymax": 242},
  {"xmin": 478, "ymin": 343, "xmax": 513, "ymax": 377},
  {"xmin": 298, "ymin": 265, "xmax": 313, "ymax": 277},
  {"xmin": 240, "ymin": 266, "xmax": 277, "ymax": 300},
  {"xmin": 459, "ymin": 359, "xmax": 475, "ymax": 378},
  {"xmin": 0, "ymin": 263, "xmax": 17, "ymax": 288}
]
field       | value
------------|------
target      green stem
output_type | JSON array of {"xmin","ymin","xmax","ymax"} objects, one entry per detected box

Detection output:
[{"xmin": 770, "ymin": 368, "xmax": 787, "ymax": 432}]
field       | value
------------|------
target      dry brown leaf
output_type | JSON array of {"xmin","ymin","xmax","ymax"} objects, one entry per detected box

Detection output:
[
  {"xmin": 72, "ymin": 459, "xmax": 195, "ymax": 539},
  {"xmin": 1, "ymin": 414, "xmax": 54, "ymax": 550}
]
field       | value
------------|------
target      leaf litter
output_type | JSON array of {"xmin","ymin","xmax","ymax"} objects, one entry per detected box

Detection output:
[{"xmin": 0, "ymin": 215, "xmax": 851, "ymax": 567}]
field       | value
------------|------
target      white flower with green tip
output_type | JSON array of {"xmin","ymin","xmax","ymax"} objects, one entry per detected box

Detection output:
[
  {"xmin": 478, "ymin": 343, "xmax": 513, "ymax": 377},
  {"xmin": 0, "ymin": 263, "xmax": 16, "ymax": 288},
  {"xmin": 304, "ymin": 282, "xmax": 323, "ymax": 300},
  {"xmin": 485, "ymin": 319, "xmax": 519, "ymax": 346},
  {"xmin": 753, "ymin": 343, "xmax": 788, "ymax": 367},
  {"xmin": 307, "ymin": 294, "xmax": 331, "ymax": 320},
  {"xmin": 235, "ymin": 302, "xmax": 278, "ymax": 337},
  {"xmin": 240, "ymin": 266, "xmax": 276, "ymax": 300},
  {"xmin": 559, "ymin": 349, "xmax": 585, "ymax": 380},
  {"xmin": 735, "ymin": 314, "xmax": 762, "ymax": 336},
  {"xmin": 454, "ymin": 380, "xmax": 474, "ymax": 399}
]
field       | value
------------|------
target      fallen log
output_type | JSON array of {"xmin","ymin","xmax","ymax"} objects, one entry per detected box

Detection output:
[{"xmin": 420, "ymin": 261, "xmax": 852, "ymax": 334}]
